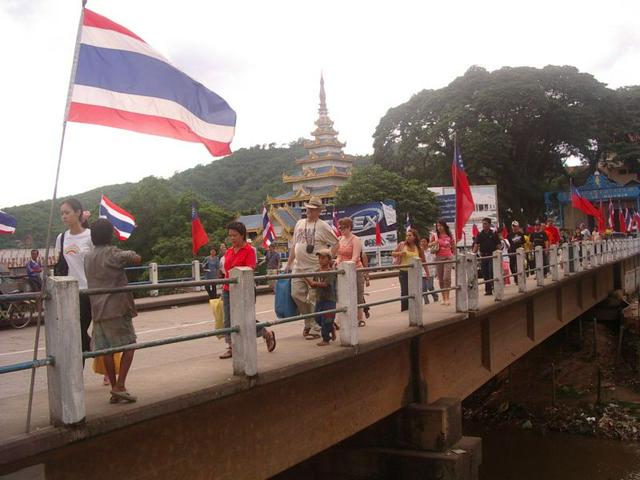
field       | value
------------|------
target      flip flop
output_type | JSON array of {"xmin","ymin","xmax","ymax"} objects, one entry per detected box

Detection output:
[
  {"xmin": 109, "ymin": 395, "xmax": 120, "ymax": 404},
  {"xmin": 265, "ymin": 331, "xmax": 277, "ymax": 352},
  {"xmin": 110, "ymin": 390, "xmax": 137, "ymax": 403}
]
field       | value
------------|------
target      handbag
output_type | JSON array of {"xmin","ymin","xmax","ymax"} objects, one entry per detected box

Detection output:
[
  {"xmin": 275, "ymin": 278, "xmax": 298, "ymax": 319},
  {"xmin": 429, "ymin": 234, "xmax": 440, "ymax": 255},
  {"xmin": 54, "ymin": 231, "xmax": 69, "ymax": 276},
  {"xmin": 209, "ymin": 298, "xmax": 225, "ymax": 338},
  {"xmin": 92, "ymin": 353, "xmax": 122, "ymax": 375}
]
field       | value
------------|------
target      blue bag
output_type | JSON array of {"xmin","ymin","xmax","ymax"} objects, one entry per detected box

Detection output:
[{"xmin": 275, "ymin": 278, "xmax": 298, "ymax": 319}]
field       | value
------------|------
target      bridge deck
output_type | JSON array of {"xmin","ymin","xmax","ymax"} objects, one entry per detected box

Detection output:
[{"xmin": 1, "ymin": 273, "xmax": 559, "ymax": 448}]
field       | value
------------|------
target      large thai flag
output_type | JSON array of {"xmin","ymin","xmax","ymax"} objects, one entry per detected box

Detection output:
[
  {"xmin": 0, "ymin": 210, "xmax": 17, "ymax": 234},
  {"xmin": 261, "ymin": 206, "xmax": 276, "ymax": 248},
  {"xmin": 99, "ymin": 195, "xmax": 136, "ymax": 240},
  {"xmin": 68, "ymin": 9, "xmax": 236, "ymax": 156},
  {"xmin": 452, "ymin": 140, "xmax": 475, "ymax": 242}
]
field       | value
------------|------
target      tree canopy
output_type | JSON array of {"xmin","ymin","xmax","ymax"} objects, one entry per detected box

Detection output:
[
  {"xmin": 335, "ymin": 165, "xmax": 439, "ymax": 238},
  {"xmin": 372, "ymin": 65, "xmax": 631, "ymax": 221}
]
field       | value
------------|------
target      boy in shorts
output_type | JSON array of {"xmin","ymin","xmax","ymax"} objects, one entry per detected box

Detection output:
[
  {"xmin": 305, "ymin": 249, "xmax": 337, "ymax": 346},
  {"xmin": 85, "ymin": 218, "xmax": 141, "ymax": 404}
]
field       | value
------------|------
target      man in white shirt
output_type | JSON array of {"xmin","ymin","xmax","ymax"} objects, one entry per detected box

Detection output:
[{"xmin": 286, "ymin": 197, "xmax": 338, "ymax": 339}]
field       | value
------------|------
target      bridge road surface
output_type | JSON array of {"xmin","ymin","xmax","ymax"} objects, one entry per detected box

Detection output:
[{"xmin": 0, "ymin": 273, "xmax": 539, "ymax": 444}]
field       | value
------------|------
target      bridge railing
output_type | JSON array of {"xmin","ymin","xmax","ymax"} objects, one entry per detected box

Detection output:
[{"xmin": 1, "ymin": 237, "xmax": 639, "ymax": 429}]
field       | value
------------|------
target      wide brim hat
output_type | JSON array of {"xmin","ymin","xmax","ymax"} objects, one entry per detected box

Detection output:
[{"xmin": 304, "ymin": 196, "xmax": 323, "ymax": 209}]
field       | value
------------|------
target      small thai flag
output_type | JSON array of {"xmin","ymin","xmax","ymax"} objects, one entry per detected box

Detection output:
[
  {"xmin": 405, "ymin": 213, "xmax": 412, "ymax": 232},
  {"xmin": 332, "ymin": 209, "xmax": 341, "ymax": 237},
  {"xmin": 0, "ymin": 210, "xmax": 17, "ymax": 234},
  {"xmin": 262, "ymin": 206, "xmax": 277, "ymax": 248},
  {"xmin": 99, "ymin": 195, "xmax": 136, "ymax": 240}
]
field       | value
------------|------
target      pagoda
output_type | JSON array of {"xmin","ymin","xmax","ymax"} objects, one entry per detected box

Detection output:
[{"xmin": 267, "ymin": 74, "xmax": 354, "ymax": 209}]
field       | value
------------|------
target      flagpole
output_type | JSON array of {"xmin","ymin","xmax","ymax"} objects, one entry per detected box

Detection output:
[{"xmin": 25, "ymin": 2, "xmax": 85, "ymax": 434}]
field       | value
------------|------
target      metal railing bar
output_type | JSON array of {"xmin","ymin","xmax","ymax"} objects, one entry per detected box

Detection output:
[
  {"xmin": 0, "ymin": 292, "xmax": 43, "ymax": 302},
  {"xmin": 83, "ymin": 327, "xmax": 239, "ymax": 358},
  {"xmin": 422, "ymin": 286, "xmax": 460, "ymax": 296},
  {"xmin": 358, "ymin": 295, "xmax": 413, "ymax": 309},
  {"xmin": 255, "ymin": 307, "xmax": 347, "ymax": 328},
  {"xmin": 81, "ymin": 278, "xmax": 235, "ymax": 296},
  {"xmin": 157, "ymin": 277, "xmax": 194, "ymax": 283},
  {"xmin": 477, "ymin": 255, "xmax": 495, "ymax": 260},
  {"xmin": 357, "ymin": 265, "xmax": 413, "ymax": 273},
  {"xmin": 157, "ymin": 263, "xmax": 192, "ymax": 269},
  {"xmin": 422, "ymin": 260, "xmax": 457, "ymax": 266},
  {"xmin": 254, "ymin": 269, "xmax": 345, "ymax": 282},
  {"xmin": 477, "ymin": 279, "xmax": 497, "ymax": 286},
  {"xmin": 0, "ymin": 356, "xmax": 54, "ymax": 375}
]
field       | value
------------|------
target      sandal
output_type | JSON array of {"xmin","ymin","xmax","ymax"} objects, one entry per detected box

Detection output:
[
  {"xmin": 302, "ymin": 327, "xmax": 310, "ymax": 338},
  {"xmin": 110, "ymin": 390, "xmax": 137, "ymax": 403},
  {"xmin": 305, "ymin": 333, "xmax": 321, "ymax": 340},
  {"xmin": 109, "ymin": 395, "xmax": 120, "ymax": 404},
  {"xmin": 358, "ymin": 320, "xmax": 366, "ymax": 327},
  {"xmin": 219, "ymin": 348, "xmax": 232, "ymax": 359},
  {"xmin": 264, "ymin": 331, "xmax": 277, "ymax": 352},
  {"xmin": 331, "ymin": 326, "xmax": 337, "ymax": 341},
  {"xmin": 317, "ymin": 340, "xmax": 330, "ymax": 346}
]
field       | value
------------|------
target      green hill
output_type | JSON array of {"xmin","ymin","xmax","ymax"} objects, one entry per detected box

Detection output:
[{"xmin": 1, "ymin": 141, "xmax": 369, "ymax": 249}]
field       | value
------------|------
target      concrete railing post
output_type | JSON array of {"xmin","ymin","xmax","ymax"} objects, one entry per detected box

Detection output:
[
  {"xmin": 534, "ymin": 246, "xmax": 544, "ymax": 286},
  {"xmin": 408, "ymin": 257, "xmax": 424, "ymax": 326},
  {"xmin": 192, "ymin": 260, "xmax": 202, "ymax": 291},
  {"xmin": 549, "ymin": 246, "xmax": 560, "ymax": 281},
  {"xmin": 592, "ymin": 241, "xmax": 599, "ymax": 267},
  {"xmin": 606, "ymin": 239, "xmax": 613, "ymax": 263},
  {"xmin": 337, "ymin": 261, "xmax": 358, "ymax": 346},
  {"xmin": 561, "ymin": 243, "xmax": 570, "ymax": 276},
  {"xmin": 492, "ymin": 250, "xmax": 504, "ymax": 301},
  {"xmin": 229, "ymin": 267, "xmax": 258, "ymax": 377},
  {"xmin": 585, "ymin": 241, "xmax": 594, "ymax": 268},
  {"xmin": 455, "ymin": 255, "xmax": 468, "ymax": 313},
  {"xmin": 149, "ymin": 262, "xmax": 159, "ymax": 297},
  {"xmin": 466, "ymin": 253, "xmax": 479, "ymax": 311},
  {"xmin": 574, "ymin": 243, "xmax": 583, "ymax": 273},
  {"xmin": 44, "ymin": 276, "xmax": 85, "ymax": 426},
  {"xmin": 516, "ymin": 247, "xmax": 527, "ymax": 292}
]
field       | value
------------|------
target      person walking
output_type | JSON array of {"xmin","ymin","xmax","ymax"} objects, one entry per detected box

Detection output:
[
  {"xmin": 335, "ymin": 217, "xmax": 366, "ymax": 326},
  {"xmin": 473, "ymin": 218, "xmax": 501, "ymax": 296},
  {"xmin": 285, "ymin": 197, "xmax": 338, "ymax": 340},
  {"xmin": 261, "ymin": 243, "xmax": 281, "ymax": 291},
  {"xmin": 203, "ymin": 247, "xmax": 220, "ymax": 299},
  {"xmin": 25, "ymin": 249, "xmax": 43, "ymax": 292},
  {"xmin": 55, "ymin": 198, "xmax": 93, "ymax": 359},
  {"xmin": 530, "ymin": 221, "xmax": 550, "ymax": 275},
  {"xmin": 545, "ymin": 218, "xmax": 561, "ymax": 247},
  {"xmin": 419, "ymin": 237, "xmax": 438, "ymax": 304},
  {"xmin": 430, "ymin": 220, "xmax": 454, "ymax": 306},
  {"xmin": 392, "ymin": 228, "xmax": 428, "ymax": 311},
  {"xmin": 507, "ymin": 221, "xmax": 525, "ymax": 284},
  {"xmin": 219, "ymin": 222, "xmax": 276, "ymax": 359}
]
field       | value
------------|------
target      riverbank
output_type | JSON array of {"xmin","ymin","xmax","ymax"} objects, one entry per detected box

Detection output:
[{"xmin": 463, "ymin": 298, "xmax": 640, "ymax": 442}]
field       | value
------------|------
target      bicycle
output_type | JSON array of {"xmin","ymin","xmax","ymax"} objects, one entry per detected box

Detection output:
[{"xmin": 0, "ymin": 295, "xmax": 37, "ymax": 329}]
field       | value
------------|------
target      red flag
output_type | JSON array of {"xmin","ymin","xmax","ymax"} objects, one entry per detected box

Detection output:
[
  {"xmin": 375, "ymin": 220, "xmax": 382, "ymax": 246},
  {"xmin": 570, "ymin": 186, "xmax": 603, "ymax": 226},
  {"xmin": 472, "ymin": 223, "xmax": 479, "ymax": 238},
  {"xmin": 619, "ymin": 207, "xmax": 627, "ymax": 234},
  {"xmin": 332, "ymin": 209, "xmax": 341, "ymax": 237},
  {"xmin": 452, "ymin": 141, "xmax": 474, "ymax": 242},
  {"xmin": 598, "ymin": 201, "xmax": 606, "ymax": 233},
  {"xmin": 501, "ymin": 223, "xmax": 508, "ymax": 239},
  {"xmin": 191, "ymin": 206, "xmax": 209, "ymax": 254}
]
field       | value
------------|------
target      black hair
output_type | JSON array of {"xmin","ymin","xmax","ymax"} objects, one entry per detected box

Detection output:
[
  {"xmin": 482, "ymin": 217, "xmax": 492, "ymax": 224},
  {"xmin": 61, "ymin": 197, "xmax": 89, "ymax": 228},
  {"xmin": 226, "ymin": 221, "xmax": 247, "ymax": 241},
  {"xmin": 436, "ymin": 219, "xmax": 453, "ymax": 238},
  {"xmin": 30, "ymin": 249, "xmax": 38, "ymax": 255},
  {"xmin": 90, "ymin": 218, "xmax": 114, "ymax": 246}
]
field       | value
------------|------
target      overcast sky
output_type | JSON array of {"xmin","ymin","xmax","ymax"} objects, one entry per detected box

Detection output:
[{"xmin": 2, "ymin": 0, "xmax": 639, "ymax": 208}]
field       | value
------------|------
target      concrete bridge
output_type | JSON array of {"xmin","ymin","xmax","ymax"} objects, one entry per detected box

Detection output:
[{"xmin": 1, "ymin": 240, "xmax": 640, "ymax": 479}]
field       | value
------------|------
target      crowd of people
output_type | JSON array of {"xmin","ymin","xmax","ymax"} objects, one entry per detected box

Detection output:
[{"xmin": 42, "ymin": 192, "xmax": 628, "ymax": 405}]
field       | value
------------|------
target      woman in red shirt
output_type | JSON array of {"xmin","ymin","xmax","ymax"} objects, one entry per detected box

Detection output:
[
  {"xmin": 429, "ymin": 220, "xmax": 454, "ymax": 306},
  {"xmin": 219, "ymin": 222, "xmax": 276, "ymax": 359}
]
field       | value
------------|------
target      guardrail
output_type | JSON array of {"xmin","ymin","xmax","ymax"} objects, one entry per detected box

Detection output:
[{"xmin": 1, "ymin": 237, "xmax": 639, "ymax": 431}]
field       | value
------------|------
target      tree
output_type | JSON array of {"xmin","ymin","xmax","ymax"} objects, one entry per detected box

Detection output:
[
  {"xmin": 372, "ymin": 65, "xmax": 621, "ymax": 221},
  {"xmin": 335, "ymin": 165, "xmax": 439, "ymax": 238},
  {"xmin": 601, "ymin": 86, "xmax": 640, "ymax": 173}
]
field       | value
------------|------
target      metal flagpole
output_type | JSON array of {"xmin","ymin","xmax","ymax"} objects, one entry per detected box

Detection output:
[
  {"xmin": 25, "ymin": 3, "xmax": 86, "ymax": 433},
  {"xmin": 453, "ymin": 135, "xmax": 459, "ymax": 297}
]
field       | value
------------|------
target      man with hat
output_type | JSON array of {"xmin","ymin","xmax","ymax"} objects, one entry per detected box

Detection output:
[{"xmin": 285, "ymin": 196, "xmax": 338, "ymax": 339}]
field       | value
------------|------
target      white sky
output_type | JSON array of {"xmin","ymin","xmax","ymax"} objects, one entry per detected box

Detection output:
[{"xmin": 2, "ymin": 0, "xmax": 640, "ymax": 208}]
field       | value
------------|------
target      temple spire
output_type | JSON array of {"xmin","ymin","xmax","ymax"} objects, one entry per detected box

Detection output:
[{"xmin": 319, "ymin": 72, "xmax": 327, "ymax": 116}]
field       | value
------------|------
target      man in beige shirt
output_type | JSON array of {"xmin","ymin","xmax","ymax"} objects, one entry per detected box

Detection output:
[{"xmin": 286, "ymin": 197, "xmax": 338, "ymax": 339}]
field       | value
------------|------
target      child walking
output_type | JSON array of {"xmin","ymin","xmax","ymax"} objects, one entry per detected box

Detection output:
[
  {"xmin": 306, "ymin": 249, "xmax": 337, "ymax": 346},
  {"xmin": 84, "ymin": 218, "xmax": 141, "ymax": 404}
]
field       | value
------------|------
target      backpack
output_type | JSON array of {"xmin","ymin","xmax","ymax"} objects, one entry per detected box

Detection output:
[{"xmin": 54, "ymin": 232, "xmax": 69, "ymax": 276}]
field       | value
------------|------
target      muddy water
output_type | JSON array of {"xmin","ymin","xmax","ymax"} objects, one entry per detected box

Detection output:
[{"xmin": 465, "ymin": 422, "xmax": 640, "ymax": 480}]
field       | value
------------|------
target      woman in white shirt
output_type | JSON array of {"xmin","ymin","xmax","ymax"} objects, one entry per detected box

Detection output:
[{"xmin": 55, "ymin": 198, "xmax": 94, "ymax": 358}]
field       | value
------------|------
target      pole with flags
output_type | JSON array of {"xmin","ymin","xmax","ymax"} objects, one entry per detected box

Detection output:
[
  {"xmin": 191, "ymin": 206, "xmax": 209, "ymax": 254},
  {"xmin": 261, "ymin": 206, "xmax": 277, "ymax": 248},
  {"xmin": 375, "ymin": 213, "xmax": 383, "ymax": 267}
]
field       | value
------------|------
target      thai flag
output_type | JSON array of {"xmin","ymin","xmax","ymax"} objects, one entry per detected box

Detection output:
[
  {"xmin": 626, "ymin": 208, "xmax": 633, "ymax": 231},
  {"xmin": 608, "ymin": 199, "xmax": 615, "ymax": 230},
  {"xmin": 0, "ymin": 210, "xmax": 17, "ymax": 234},
  {"xmin": 99, "ymin": 195, "xmax": 136, "ymax": 240},
  {"xmin": 68, "ymin": 9, "xmax": 236, "ymax": 156},
  {"xmin": 261, "ymin": 206, "xmax": 277, "ymax": 248}
]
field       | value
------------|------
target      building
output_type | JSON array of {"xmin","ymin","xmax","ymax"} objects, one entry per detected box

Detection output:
[{"xmin": 239, "ymin": 75, "xmax": 353, "ymax": 249}]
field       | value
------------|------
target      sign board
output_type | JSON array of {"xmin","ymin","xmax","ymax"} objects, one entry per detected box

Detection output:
[
  {"xmin": 320, "ymin": 201, "xmax": 398, "ymax": 252},
  {"xmin": 429, "ymin": 185, "xmax": 499, "ymax": 246}
]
